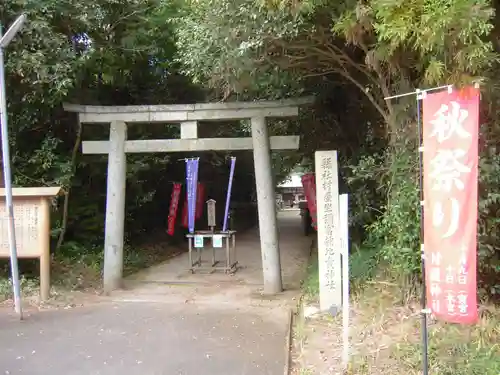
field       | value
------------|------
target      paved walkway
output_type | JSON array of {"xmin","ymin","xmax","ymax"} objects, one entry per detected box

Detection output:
[
  {"xmin": 121, "ymin": 209, "xmax": 311, "ymax": 306},
  {"xmin": 0, "ymin": 210, "xmax": 311, "ymax": 375}
]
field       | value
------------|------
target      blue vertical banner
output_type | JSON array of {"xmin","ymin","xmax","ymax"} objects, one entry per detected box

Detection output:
[
  {"xmin": 223, "ymin": 157, "xmax": 236, "ymax": 232},
  {"xmin": 185, "ymin": 158, "xmax": 199, "ymax": 233}
]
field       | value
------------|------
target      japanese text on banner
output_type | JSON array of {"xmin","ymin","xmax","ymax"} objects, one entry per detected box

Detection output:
[
  {"xmin": 185, "ymin": 158, "xmax": 199, "ymax": 234},
  {"xmin": 422, "ymin": 87, "xmax": 479, "ymax": 324},
  {"xmin": 196, "ymin": 183, "xmax": 205, "ymax": 220},
  {"xmin": 182, "ymin": 183, "xmax": 204, "ymax": 228},
  {"xmin": 167, "ymin": 183, "xmax": 182, "ymax": 235}
]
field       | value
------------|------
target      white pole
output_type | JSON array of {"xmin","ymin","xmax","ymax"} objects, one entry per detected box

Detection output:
[
  {"xmin": 383, "ymin": 84, "xmax": 452, "ymax": 100},
  {"xmin": 0, "ymin": 16, "xmax": 27, "ymax": 318},
  {"xmin": 340, "ymin": 194, "xmax": 350, "ymax": 368}
]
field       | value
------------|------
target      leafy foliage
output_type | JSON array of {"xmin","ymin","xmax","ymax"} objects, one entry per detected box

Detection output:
[
  {"xmin": 0, "ymin": 0, "xmax": 262, "ymax": 289},
  {"xmin": 0, "ymin": 0, "xmax": 499, "ymax": 304},
  {"xmin": 173, "ymin": 0, "xmax": 500, "ymax": 297}
]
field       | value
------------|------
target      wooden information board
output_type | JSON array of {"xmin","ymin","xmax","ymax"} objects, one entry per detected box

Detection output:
[{"xmin": 0, "ymin": 187, "xmax": 61, "ymax": 301}]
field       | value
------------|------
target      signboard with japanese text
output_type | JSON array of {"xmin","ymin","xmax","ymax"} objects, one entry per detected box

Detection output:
[
  {"xmin": 207, "ymin": 199, "xmax": 216, "ymax": 228},
  {"xmin": 167, "ymin": 183, "xmax": 182, "ymax": 235},
  {"xmin": 315, "ymin": 151, "xmax": 342, "ymax": 311},
  {"xmin": 194, "ymin": 235, "xmax": 204, "ymax": 248},
  {"xmin": 213, "ymin": 235, "xmax": 223, "ymax": 248},
  {"xmin": 422, "ymin": 86, "xmax": 479, "ymax": 324}
]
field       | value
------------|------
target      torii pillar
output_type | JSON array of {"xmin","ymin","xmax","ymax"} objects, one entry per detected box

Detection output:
[{"xmin": 251, "ymin": 116, "xmax": 282, "ymax": 293}]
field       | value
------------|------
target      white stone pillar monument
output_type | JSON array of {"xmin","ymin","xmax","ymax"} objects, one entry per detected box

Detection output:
[{"xmin": 315, "ymin": 150, "xmax": 342, "ymax": 311}]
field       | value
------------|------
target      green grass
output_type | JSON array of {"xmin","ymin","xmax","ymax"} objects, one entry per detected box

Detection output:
[
  {"xmin": 298, "ymin": 243, "xmax": 500, "ymax": 375},
  {"xmin": 302, "ymin": 243, "xmax": 380, "ymax": 300},
  {"xmin": 349, "ymin": 243, "xmax": 380, "ymax": 289},
  {"xmin": 303, "ymin": 250, "xmax": 319, "ymax": 299},
  {"xmin": 390, "ymin": 310, "xmax": 500, "ymax": 375},
  {"xmin": 0, "ymin": 276, "xmax": 40, "ymax": 301},
  {"xmin": 345, "ymin": 283, "xmax": 500, "ymax": 375}
]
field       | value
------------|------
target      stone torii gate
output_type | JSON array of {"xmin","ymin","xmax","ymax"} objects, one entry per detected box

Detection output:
[{"xmin": 64, "ymin": 97, "xmax": 313, "ymax": 295}]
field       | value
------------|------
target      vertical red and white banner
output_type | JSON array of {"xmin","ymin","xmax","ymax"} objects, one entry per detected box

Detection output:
[
  {"xmin": 181, "ymin": 198, "xmax": 188, "ymax": 228},
  {"xmin": 423, "ymin": 86, "xmax": 480, "ymax": 324},
  {"xmin": 195, "ymin": 183, "xmax": 205, "ymax": 220},
  {"xmin": 167, "ymin": 183, "xmax": 182, "ymax": 235},
  {"xmin": 301, "ymin": 173, "xmax": 317, "ymax": 228}
]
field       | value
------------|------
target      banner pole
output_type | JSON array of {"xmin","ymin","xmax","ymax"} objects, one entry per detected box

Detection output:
[
  {"xmin": 416, "ymin": 89, "xmax": 429, "ymax": 375},
  {"xmin": 222, "ymin": 157, "xmax": 236, "ymax": 232},
  {"xmin": 384, "ymin": 84, "xmax": 452, "ymax": 100}
]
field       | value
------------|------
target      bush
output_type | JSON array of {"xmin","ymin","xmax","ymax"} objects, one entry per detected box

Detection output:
[{"xmin": 348, "ymin": 134, "xmax": 500, "ymax": 298}]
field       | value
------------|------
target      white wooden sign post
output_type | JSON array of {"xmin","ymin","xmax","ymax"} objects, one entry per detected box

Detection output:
[
  {"xmin": 315, "ymin": 150, "xmax": 342, "ymax": 312},
  {"xmin": 206, "ymin": 199, "xmax": 216, "ymax": 231},
  {"xmin": 339, "ymin": 194, "xmax": 350, "ymax": 369}
]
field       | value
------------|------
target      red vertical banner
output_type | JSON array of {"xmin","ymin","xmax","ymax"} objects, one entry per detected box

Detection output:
[
  {"xmin": 423, "ymin": 86, "xmax": 479, "ymax": 324},
  {"xmin": 181, "ymin": 198, "xmax": 188, "ymax": 228},
  {"xmin": 301, "ymin": 173, "xmax": 317, "ymax": 228},
  {"xmin": 196, "ymin": 183, "xmax": 205, "ymax": 220},
  {"xmin": 167, "ymin": 183, "xmax": 182, "ymax": 235}
]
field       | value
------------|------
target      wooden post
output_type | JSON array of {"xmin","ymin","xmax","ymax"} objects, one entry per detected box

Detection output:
[
  {"xmin": 103, "ymin": 121, "xmax": 127, "ymax": 294},
  {"xmin": 39, "ymin": 197, "xmax": 51, "ymax": 301}
]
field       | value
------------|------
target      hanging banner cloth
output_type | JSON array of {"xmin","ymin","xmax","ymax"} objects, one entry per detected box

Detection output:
[
  {"xmin": 195, "ymin": 183, "xmax": 205, "ymax": 220},
  {"xmin": 222, "ymin": 157, "xmax": 236, "ymax": 232},
  {"xmin": 181, "ymin": 183, "xmax": 205, "ymax": 228},
  {"xmin": 167, "ymin": 183, "xmax": 182, "ymax": 235},
  {"xmin": 422, "ymin": 86, "xmax": 479, "ymax": 324},
  {"xmin": 301, "ymin": 173, "xmax": 317, "ymax": 229},
  {"xmin": 181, "ymin": 199, "xmax": 188, "ymax": 228},
  {"xmin": 185, "ymin": 158, "xmax": 199, "ymax": 234}
]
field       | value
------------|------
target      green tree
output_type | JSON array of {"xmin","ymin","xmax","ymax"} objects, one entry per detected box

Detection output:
[{"xmin": 174, "ymin": 0, "xmax": 500, "ymax": 295}]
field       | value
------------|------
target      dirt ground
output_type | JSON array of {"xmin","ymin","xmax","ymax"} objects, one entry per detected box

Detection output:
[{"xmin": 290, "ymin": 280, "xmax": 500, "ymax": 375}]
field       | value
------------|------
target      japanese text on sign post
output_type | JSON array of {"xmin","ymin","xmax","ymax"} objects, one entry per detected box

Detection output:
[
  {"xmin": 315, "ymin": 151, "xmax": 342, "ymax": 311},
  {"xmin": 423, "ymin": 86, "xmax": 479, "ymax": 324}
]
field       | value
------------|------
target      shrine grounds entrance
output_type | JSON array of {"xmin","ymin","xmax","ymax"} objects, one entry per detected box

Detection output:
[
  {"xmin": 122, "ymin": 209, "xmax": 312, "ymax": 304},
  {"xmin": 64, "ymin": 97, "xmax": 313, "ymax": 295}
]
